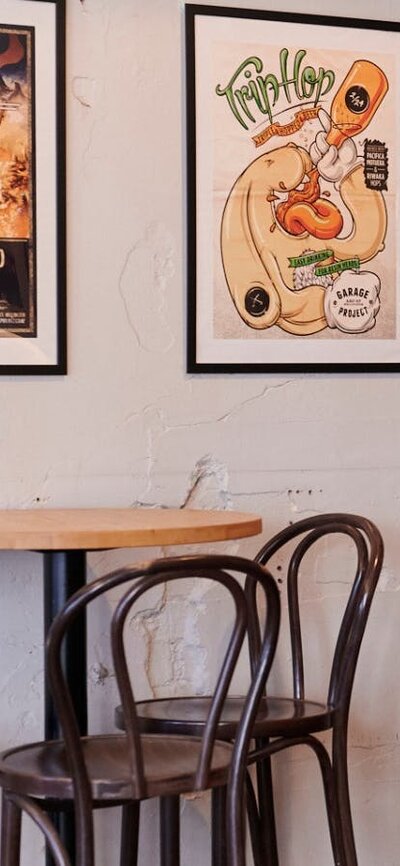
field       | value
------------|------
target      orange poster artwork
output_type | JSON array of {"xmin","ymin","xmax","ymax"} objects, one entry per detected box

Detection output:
[
  {"xmin": 0, "ymin": 26, "xmax": 34, "ymax": 335},
  {"xmin": 187, "ymin": 6, "xmax": 400, "ymax": 372}
]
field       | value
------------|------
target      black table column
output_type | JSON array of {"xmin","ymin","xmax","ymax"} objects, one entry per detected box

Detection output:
[{"xmin": 43, "ymin": 550, "xmax": 87, "ymax": 864}]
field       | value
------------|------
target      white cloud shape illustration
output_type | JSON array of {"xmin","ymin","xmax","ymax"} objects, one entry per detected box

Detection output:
[{"xmin": 324, "ymin": 270, "xmax": 381, "ymax": 333}]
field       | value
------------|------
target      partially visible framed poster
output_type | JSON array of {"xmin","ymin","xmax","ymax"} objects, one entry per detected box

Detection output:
[
  {"xmin": 185, "ymin": 5, "xmax": 400, "ymax": 372},
  {"xmin": 0, "ymin": 0, "xmax": 65, "ymax": 374}
]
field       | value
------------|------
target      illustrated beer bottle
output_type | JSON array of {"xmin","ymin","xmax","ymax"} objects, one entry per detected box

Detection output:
[{"xmin": 326, "ymin": 60, "xmax": 388, "ymax": 148}]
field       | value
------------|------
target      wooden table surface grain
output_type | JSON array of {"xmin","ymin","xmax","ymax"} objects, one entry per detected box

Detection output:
[{"xmin": 0, "ymin": 508, "xmax": 262, "ymax": 550}]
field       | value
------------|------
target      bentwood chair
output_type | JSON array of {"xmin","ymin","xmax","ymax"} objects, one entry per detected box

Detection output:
[
  {"xmin": 119, "ymin": 514, "xmax": 383, "ymax": 866},
  {"xmin": 0, "ymin": 553, "xmax": 280, "ymax": 866}
]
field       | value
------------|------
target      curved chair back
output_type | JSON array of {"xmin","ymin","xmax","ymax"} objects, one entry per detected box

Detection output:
[
  {"xmin": 250, "ymin": 513, "xmax": 383, "ymax": 714},
  {"xmin": 46, "ymin": 553, "xmax": 280, "ymax": 866},
  {"xmin": 223, "ymin": 514, "xmax": 383, "ymax": 866}
]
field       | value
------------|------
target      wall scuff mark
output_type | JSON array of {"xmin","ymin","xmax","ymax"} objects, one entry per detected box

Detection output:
[
  {"xmin": 72, "ymin": 77, "xmax": 97, "ymax": 109},
  {"xmin": 89, "ymin": 662, "xmax": 112, "ymax": 687}
]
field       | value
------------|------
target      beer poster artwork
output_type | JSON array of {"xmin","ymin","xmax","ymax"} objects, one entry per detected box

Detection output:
[
  {"xmin": 187, "ymin": 8, "xmax": 400, "ymax": 371},
  {"xmin": 0, "ymin": 1, "xmax": 65, "ymax": 374},
  {"xmin": 0, "ymin": 25, "xmax": 34, "ymax": 336}
]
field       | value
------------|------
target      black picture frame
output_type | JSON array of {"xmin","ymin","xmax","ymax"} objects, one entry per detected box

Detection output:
[
  {"xmin": 0, "ymin": 0, "xmax": 66, "ymax": 375},
  {"xmin": 186, "ymin": 4, "xmax": 400, "ymax": 373}
]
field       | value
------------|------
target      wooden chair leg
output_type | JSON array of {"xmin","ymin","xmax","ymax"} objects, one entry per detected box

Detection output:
[
  {"xmin": 333, "ymin": 728, "xmax": 358, "ymax": 866},
  {"xmin": 160, "ymin": 796, "xmax": 180, "ymax": 866},
  {"xmin": 256, "ymin": 750, "xmax": 279, "ymax": 866},
  {"xmin": 212, "ymin": 786, "xmax": 227, "ymax": 866},
  {"xmin": 245, "ymin": 772, "xmax": 264, "ymax": 866},
  {"xmin": 308, "ymin": 737, "xmax": 346, "ymax": 866},
  {"xmin": 3, "ymin": 794, "xmax": 70, "ymax": 866},
  {"xmin": 322, "ymin": 774, "xmax": 347, "ymax": 866},
  {"xmin": 120, "ymin": 803, "xmax": 140, "ymax": 866},
  {"xmin": 1, "ymin": 793, "xmax": 21, "ymax": 866}
]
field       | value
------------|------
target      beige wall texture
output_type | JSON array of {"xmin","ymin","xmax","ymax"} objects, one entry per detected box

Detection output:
[{"xmin": 0, "ymin": 0, "xmax": 399, "ymax": 864}]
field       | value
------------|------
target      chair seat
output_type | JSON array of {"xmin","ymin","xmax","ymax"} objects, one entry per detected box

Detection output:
[
  {"xmin": 115, "ymin": 696, "xmax": 335, "ymax": 740},
  {"xmin": 0, "ymin": 733, "xmax": 233, "ymax": 802}
]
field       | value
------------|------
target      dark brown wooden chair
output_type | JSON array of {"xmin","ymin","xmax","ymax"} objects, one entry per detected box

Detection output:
[
  {"xmin": 0, "ymin": 553, "xmax": 280, "ymax": 866},
  {"xmin": 117, "ymin": 514, "xmax": 383, "ymax": 866}
]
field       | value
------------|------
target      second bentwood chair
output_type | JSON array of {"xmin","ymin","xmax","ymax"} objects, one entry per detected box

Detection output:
[
  {"xmin": 0, "ymin": 553, "xmax": 280, "ymax": 866},
  {"xmin": 118, "ymin": 514, "xmax": 383, "ymax": 866}
]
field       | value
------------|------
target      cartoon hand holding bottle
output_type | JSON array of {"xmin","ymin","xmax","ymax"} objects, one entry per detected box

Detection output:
[
  {"xmin": 310, "ymin": 60, "xmax": 388, "ymax": 184},
  {"xmin": 310, "ymin": 108, "xmax": 358, "ymax": 183}
]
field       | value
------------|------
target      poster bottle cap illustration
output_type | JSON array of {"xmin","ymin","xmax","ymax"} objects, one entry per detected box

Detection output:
[{"xmin": 326, "ymin": 60, "xmax": 388, "ymax": 148}]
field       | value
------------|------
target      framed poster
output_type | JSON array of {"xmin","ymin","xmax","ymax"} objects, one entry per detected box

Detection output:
[
  {"xmin": 0, "ymin": 0, "xmax": 65, "ymax": 374},
  {"xmin": 186, "ymin": 5, "xmax": 400, "ymax": 372}
]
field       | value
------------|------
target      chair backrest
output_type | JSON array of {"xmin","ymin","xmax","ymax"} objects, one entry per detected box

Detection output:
[
  {"xmin": 248, "ymin": 513, "xmax": 383, "ymax": 713},
  {"xmin": 46, "ymin": 553, "xmax": 280, "ymax": 866}
]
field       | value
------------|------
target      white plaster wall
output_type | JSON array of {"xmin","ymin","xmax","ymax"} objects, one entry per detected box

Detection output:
[{"xmin": 0, "ymin": 0, "xmax": 399, "ymax": 864}]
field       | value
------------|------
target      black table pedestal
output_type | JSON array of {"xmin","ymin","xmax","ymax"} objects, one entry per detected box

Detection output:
[{"xmin": 43, "ymin": 550, "xmax": 87, "ymax": 865}]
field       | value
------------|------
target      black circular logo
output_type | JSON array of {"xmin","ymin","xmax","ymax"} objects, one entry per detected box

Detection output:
[
  {"xmin": 345, "ymin": 85, "xmax": 369, "ymax": 114},
  {"xmin": 245, "ymin": 287, "xmax": 270, "ymax": 317}
]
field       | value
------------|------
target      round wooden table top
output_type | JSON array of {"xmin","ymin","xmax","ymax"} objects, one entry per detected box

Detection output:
[{"xmin": 0, "ymin": 508, "xmax": 262, "ymax": 551}]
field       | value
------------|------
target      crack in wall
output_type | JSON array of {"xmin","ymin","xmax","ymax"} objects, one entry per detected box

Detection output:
[
  {"xmin": 118, "ymin": 224, "xmax": 175, "ymax": 353},
  {"xmin": 126, "ymin": 572, "xmax": 212, "ymax": 699},
  {"xmin": 181, "ymin": 455, "xmax": 232, "ymax": 511},
  {"xmin": 152, "ymin": 380, "xmax": 295, "ymax": 433},
  {"xmin": 118, "ymin": 243, "xmax": 142, "ymax": 346},
  {"xmin": 129, "ymin": 582, "xmax": 168, "ymax": 698}
]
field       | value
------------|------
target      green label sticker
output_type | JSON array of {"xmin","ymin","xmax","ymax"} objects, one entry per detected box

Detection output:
[
  {"xmin": 315, "ymin": 258, "xmax": 360, "ymax": 276},
  {"xmin": 289, "ymin": 249, "xmax": 333, "ymax": 268}
]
